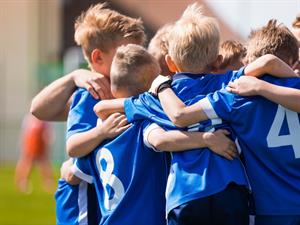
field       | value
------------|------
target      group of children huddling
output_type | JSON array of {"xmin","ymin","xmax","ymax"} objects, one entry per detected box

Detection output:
[{"xmin": 30, "ymin": 3, "xmax": 300, "ymax": 225}]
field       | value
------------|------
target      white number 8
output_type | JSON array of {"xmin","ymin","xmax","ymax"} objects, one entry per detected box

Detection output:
[
  {"xmin": 267, "ymin": 105, "xmax": 300, "ymax": 158},
  {"xmin": 96, "ymin": 148, "xmax": 125, "ymax": 211}
]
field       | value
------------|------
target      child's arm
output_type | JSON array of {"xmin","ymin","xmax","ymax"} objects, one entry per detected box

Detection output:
[
  {"xmin": 244, "ymin": 54, "xmax": 298, "ymax": 78},
  {"xmin": 157, "ymin": 87, "xmax": 208, "ymax": 127},
  {"xmin": 30, "ymin": 69, "xmax": 111, "ymax": 121},
  {"xmin": 156, "ymin": 55, "xmax": 298, "ymax": 127},
  {"xmin": 227, "ymin": 76, "xmax": 300, "ymax": 112},
  {"xmin": 146, "ymin": 125, "xmax": 237, "ymax": 160},
  {"xmin": 60, "ymin": 159, "xmax": 81, "ymax": 185},
  {"xmin": 94, "ymin": 99, "xmax": 126, "ymax": 120},
  {"xmin": 67, "ymin": 113, "xmax": 130, "ymax": 157}
]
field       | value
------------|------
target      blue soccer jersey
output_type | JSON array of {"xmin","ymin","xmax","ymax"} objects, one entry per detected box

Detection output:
[
  {"xmin": 66, "ymin": 88, "xmax": 98, "ymax": 140},
  {"xmin": 71, "ymin": 121, "xmax": 169, "ymax": 225},
  {"xmin": 55, "ymin": 179, "xmax": 101, "ymax": 225},
  {"xmin": 124, "ymin": 69, "xmax": 249, "ymax": 214},
  {"xmin": 198, "ymin": 75, "xmax": 300, "ymax": 215},
  {"xmin": 59, "ymin": 87, "xmax": 101, "ymax": 225}
]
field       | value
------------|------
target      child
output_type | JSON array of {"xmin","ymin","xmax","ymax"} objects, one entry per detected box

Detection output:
[
  {"xmin": 291, "ymin": 15, "xmax": 300, "ymax": 76},
  {"xmin": 156, "ymin": 20, "xmax": 300, "ymax": 225},
  {"xmin": 53, "ymin": 3, "xmax": 146, "ymax": 225},
  {"xmin": 148, "ymin": 23, "xmax": 174, "ymax": 77},
  {"xmin": 217, "ymin": 40, "xmax": 247, "ymax": 73},
  {"xmin": 72, "ymin": 43, "xmax": 239, "ymax": 225},
  {"xmin": 99, "ymin": 5, "xmax": 299, "ymax": 225}
]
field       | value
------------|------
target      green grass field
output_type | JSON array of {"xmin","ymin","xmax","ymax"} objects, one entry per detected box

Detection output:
[{"xmin": 0, "ymin": 165, "xmax": 59, "ymax": 225}]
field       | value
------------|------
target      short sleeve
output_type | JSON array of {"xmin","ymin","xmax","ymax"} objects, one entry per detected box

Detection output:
[
  {"xmin": 71, "ymin": 157, "xmax": 93, "ymax": 184},
  {"xmin": 124, "ymin": 95, "xmax": 152, "ymax": 123},
  {"xmin": 198, "ymin": 89, "xmax": 236, "ymax": 122},
  {"xmin": 66, "ymin": 88, "xmax": 99, "ymax": 139},
  {"xmin": 143, "ymin": 123, "xmax": 162, "ymax": 152},
  {"xmin": 232, "ymin": 66, "xmax": 245, "ymax": 80},
  {"xmin": 124, "ymin": 93, "xmax": 174, "ymax": 128}
]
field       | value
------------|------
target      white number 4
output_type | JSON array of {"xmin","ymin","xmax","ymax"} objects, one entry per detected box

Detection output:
[{"xmin": 267, "ymin": 105, "xmax": 300, "ymax": 158}]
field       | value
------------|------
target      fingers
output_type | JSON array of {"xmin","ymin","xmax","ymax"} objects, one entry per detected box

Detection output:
[
  {"xmin": 116, "ymin": 123, "xmax": 132, "ymax": 134},
  {"xmin": 217, "ymin": 129, "xmax": 230, "ymax": 136},
  {"xmin": 91, "ymin": 76, "xmax": 112, "ymax": 100},
  {"xmin": 85, "ymin": 82, "xmax": 100, "ymax": 99}
]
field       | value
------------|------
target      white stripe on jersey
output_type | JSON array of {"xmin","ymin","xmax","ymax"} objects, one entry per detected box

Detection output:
[{"xmin": 78, "ymin": 181, "xmax": 88, "ymax": 225}]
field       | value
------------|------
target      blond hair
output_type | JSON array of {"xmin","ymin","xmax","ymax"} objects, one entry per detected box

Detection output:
[
  {"xmin": 219, "ymin": 40, "xmax": 246, "ymax": 70},
  {"xmin": 168, "ymin": 3, "xmax": 220, "ymax": 73},
  {"xmin": 246, "ymin": 20, "xmax": 299, "ymax": 65},
  {"xmin": 148, "ymin": 23, "xmax": 173, "ymax": 76},
  {"xmin": 110, "ymin": 44, "xmax": 159, "ymax": 97},
  {"xmin": 74, "ymin": 3, "xmax": 146, "ymax": 64}
]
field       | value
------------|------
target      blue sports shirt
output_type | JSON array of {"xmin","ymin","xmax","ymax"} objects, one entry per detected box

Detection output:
[
  {"xmin": 55, "ymin": 179, "xmax": 101, "ymax": 225},
  {"xmin": 71, "ymin": 121, "xmax": 169, "ymax": 225},
  {"xmin": 125, "ymin": 69, "xmax": 249, "ymax": 214},
  {"xmin": 198, "ymin": 75, "xmax": 300, "ymax": 215},
  {"xmin": 58, "ymin": 88, "xmax": 101, "ymax": 225}
]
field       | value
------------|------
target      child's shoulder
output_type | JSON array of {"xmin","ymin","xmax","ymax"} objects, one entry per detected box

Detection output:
[{"xmin": 72, "ymin": 88, "xmax": 98, "ymax": 108}]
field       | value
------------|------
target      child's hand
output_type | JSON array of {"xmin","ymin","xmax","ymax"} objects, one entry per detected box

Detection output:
[
  {"xmin": 71, "ymin": 69, "xmax": 113, "ymax": 100},
  {"xmin": 227, "ymin": 76, "xmax": 262, "ymax": 96},
  {"xmin": 203, "ymin": 129, "xmax": 238, "ymax": 160},
  {"xmin": 99, "ymin": 113, "xmax": 131, "ymax": 139},
  {"xmin": 60, "ymin": 159, "xmax": 81, "ymax": 185}
]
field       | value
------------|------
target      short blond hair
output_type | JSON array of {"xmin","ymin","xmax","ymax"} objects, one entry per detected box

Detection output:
[
  {"xmin": 110, "ymin": 44, "xmax": 159, "ymax": 97},
  {"xmin": 168, "ymin": 3, "xmax": 220, "ymax": 73},
  {"xmin": 219, "ymin": 40, "xmax": 246, "ymax": 70},
  {"xmin": 246, "ymin": 20, "xmax": 299, "ymax": 65},
  {"xmin": 74, "ymin": 3, "xmax": 146, "ymax": 64},
  {"xmin": 148, "ymin": 23, "xmax": 173, "ymax": 76}
]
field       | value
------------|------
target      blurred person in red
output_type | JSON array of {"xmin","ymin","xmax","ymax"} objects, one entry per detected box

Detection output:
[{"xmin": 15, "ymin": 113, "xmax": 54, "ymax": 193}]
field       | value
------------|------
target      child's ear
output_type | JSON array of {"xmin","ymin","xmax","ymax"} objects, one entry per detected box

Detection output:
[
  {"xmin": 165, "ymin": 54, "xmax": 179, "ymax": 73},
  {"xmin": 211, "ymin": 54, "xmax": 223, "ymax": 71},
  {"xmin": 91, "ymin": 49, "xmax": 104, "ymax": 64}
]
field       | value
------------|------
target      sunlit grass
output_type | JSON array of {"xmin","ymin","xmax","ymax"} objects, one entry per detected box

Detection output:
[{"xmin": 0, "ymin": 165, "xmax": 59, "ymax": 225}]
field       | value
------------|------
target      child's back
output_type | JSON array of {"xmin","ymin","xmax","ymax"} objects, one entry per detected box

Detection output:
[
  {"xmin": 125, "ymin": 4, "xmax": 250, "ymax": 225},
  {"xmin": 72, "ymin": 44, "xmax": 170, "ymax": 225}
]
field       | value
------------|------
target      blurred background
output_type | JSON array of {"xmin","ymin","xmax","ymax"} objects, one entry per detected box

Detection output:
[{"xmin": 0, "ymin": 0, "xmax": 299, "ymax": 224}]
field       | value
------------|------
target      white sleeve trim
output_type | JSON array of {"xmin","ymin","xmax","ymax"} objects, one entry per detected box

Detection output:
[
  {"xmin": 71, "ymin": 164, "xmax": 93, "ymax": 184},
  {"xmin": 198, "ymin": 98, "xmax": 218, "ymax": 119},
  {"xmin": 143, "ymin": 123, "xmax": 162, "ymax": 152}
]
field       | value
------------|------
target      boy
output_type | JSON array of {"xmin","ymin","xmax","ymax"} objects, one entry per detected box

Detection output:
[
  {"xmin": 52, "ymin": 3, "xmax": 146, "ymax": 225},
  {"xmin": 156, "ymin": 20, "xmax": 300, "ymax": 225},
  {"xmin": 99, "ymin": 6, "xmax": 299, "ymax": 225},
  {"xmin": 217, "ymin": 40, "xmax": 247, "ymax": 73},
  {"xmin": 73, "ymin": 43, "xmax": 237, "ymax": 225},
  {"xmin": 148, "ymin": 23, "xmax": 174, "ymax": 77}
]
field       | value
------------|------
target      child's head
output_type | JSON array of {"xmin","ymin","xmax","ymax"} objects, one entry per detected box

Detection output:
[
  {"xmin": 148, "ymin": 23, "xmax": 173, "ymax": 76},
  {"xmin": 292, "ymin": 15, "xmax": 300, "ymax": 43},
  {"xmin": 110, "ymin": 44, "xmax": 160, "ymax": 98},
  {"xmin": 246, "ymin": 20, "xmax": 299, "ymax": 66},
  {"xmin": 74, "ymin": 3, "xmax": 146, "ymax": 77},
  {"xmin": 217, "ymin": 40, "xmax": 246, "ymax": 72},
  {"xmin": 166, "ymin": 3, "xmax": 220, "ymax": 74}
]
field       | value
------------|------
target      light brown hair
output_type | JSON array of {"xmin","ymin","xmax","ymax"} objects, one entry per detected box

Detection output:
[
  {"xmin": 74, "ymin": 3, "xmax": 146, "ymax": 64},
  {"xmin": 148, "ymin": 23, "xmax": 173, "ymax": 76},
  {"xmin": 219, "ymin": 40, "xmax": 246, "ymax": 70},
  {"xmin": 110, "ymin": 44, "xmax": 160, "ymax": 97},
  {"xmin": 246, "ymin": 20, "xmax": 299, "ymax": 65},
  {"xmin": 168, "ymin": 3, "xmax": 220, "ymax": 73}
]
